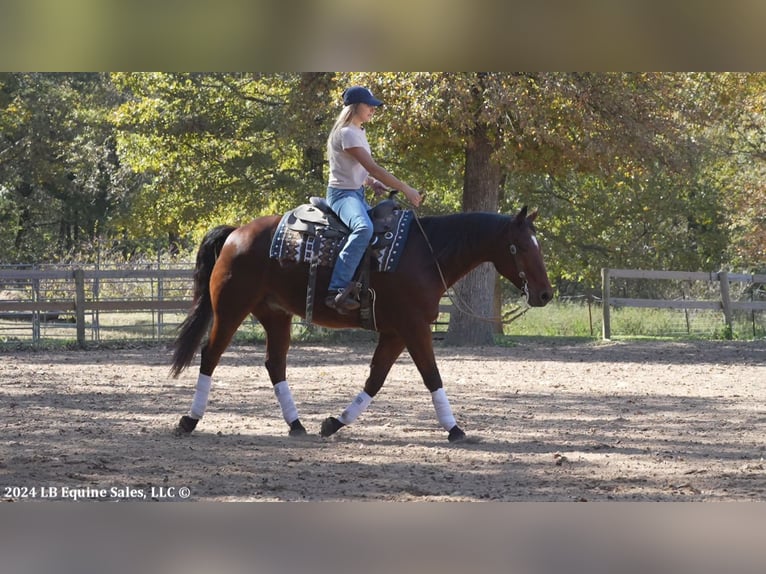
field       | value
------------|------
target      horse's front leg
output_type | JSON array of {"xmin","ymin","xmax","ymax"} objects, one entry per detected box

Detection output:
[
  {"xmin": 260, "ymin": 310, "xmax": 307, "ymax": 437},
  {"xmin": 405, "ymin": 328, "xmax": 466, "ymax": 443},
  {"xmin": 320, "ymin": 332, "xmax": 405, "ymax": 438}
]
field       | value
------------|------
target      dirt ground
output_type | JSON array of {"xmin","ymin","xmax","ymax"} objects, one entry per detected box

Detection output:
[{"xmin": 1, "ymin": 338, "xmax": 765, "ymax": 501}]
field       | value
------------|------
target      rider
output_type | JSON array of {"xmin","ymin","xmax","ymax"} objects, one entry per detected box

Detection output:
[{"xmin": 325, "ymin": 86, "xmax": 422, "ymax": 313}]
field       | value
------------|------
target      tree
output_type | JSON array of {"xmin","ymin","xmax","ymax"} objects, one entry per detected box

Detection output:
[
  {"xmin": 344, "ymin": 73, "xmax": 717, "ymax": 343},
  {"xmin": 351, "ymin": 73, "xmax": 521, "ymax": 344},
  {"xmin": 283, "ymin": 72, "xmax": 338, "ymax": 186},
  {"xmin": 710, "ymin": 73, "xmax": 766, "ymax": 270},
  {"xmin": 0, "ymin": 73, "xmax": 124, "ymax": 263},
  {"xmin": 447, "ymin": 81, "xmax": 504, "ymax": 345},
  {"xmin": 503, "ymin": 73, "xmax": 761, "ymax": 285},
  {"xmin": 111, "ymin": 73, "xmax": 314, "ymax": 247},
  {"xmin": 3, "ymin": 72, "xmax": 763, "ymax": 321}
]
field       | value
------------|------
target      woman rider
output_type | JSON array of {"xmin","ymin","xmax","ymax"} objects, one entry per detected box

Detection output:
[{"xmin": 324, "ymin": 86, "xmax": 422, "ymax": 313}]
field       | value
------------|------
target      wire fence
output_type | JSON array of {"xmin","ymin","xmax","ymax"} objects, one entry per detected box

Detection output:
[
  {"xmin": 2, "ymin": 263, "xmax": 765, "ymax": 346},
  {"xmin": 601, "ymin": 269, "xmax": 766, "ymax": 340}
]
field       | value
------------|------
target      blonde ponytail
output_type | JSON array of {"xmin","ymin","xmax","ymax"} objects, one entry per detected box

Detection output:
[{"xmin": 327, "ymin": 104, "xmax": 358, "ymax": 149}]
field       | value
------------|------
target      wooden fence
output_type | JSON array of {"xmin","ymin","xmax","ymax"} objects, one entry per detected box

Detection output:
[
  {"xmin": 0, "ymin": 266, "xmax": 456, "ymax": 346},
  {"xmin": 601, "ymin": 268, "xmax": 766, "ymax": 340},
  {"xmin": 0, "ymin": 267, "xmax": 193, "ymax": 346}
]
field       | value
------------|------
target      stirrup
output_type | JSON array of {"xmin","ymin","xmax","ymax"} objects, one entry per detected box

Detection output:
[{"xmin": 325, "ymin": 283, "xmax": 360, "ymax": 313}]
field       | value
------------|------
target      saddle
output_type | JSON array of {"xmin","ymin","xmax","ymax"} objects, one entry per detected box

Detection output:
[
  {"xmin": 269, "ymin": 196, "xmax": 414, "ymax": 330},
  {"xmin": 286, "ymin": 197, "xmax": 400, "ymax": 248}
]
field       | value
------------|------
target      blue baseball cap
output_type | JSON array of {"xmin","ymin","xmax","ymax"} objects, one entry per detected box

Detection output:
[{"xmin": 342, "ymin": 86, "xmax": 383, "ymax": 106}]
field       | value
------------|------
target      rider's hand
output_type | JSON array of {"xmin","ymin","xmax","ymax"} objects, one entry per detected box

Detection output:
[
  {"xmin": 371, "ymin": 180, "xmax": 388, "ymax": 197},
  {"xmin": 403, "ymin": 185, "xmax": 422, "ymax": 207}
]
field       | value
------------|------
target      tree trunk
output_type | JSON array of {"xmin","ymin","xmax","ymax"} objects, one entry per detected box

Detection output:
[
  {"xmin": 493, "ymin": 273, "xmax": 504, "ymax": 335},
  {"xmin": 445, "ymin": 122, "xmax": 502, "ymax": 346},
  {"xmin": 298, "ymin": 72, "xmax": 335, "ymax": 184}
]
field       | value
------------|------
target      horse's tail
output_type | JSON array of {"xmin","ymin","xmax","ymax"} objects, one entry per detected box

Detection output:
[{"xmin": 170, "ymin": 225, "xmax": 238, "ymax": 378}]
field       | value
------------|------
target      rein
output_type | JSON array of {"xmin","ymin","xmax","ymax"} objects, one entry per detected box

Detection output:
[{"xmin": 403, "ymin": 200, "xmax": 531, "ymax": 326}]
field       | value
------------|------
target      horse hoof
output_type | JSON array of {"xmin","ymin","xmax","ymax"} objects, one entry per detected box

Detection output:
[
  {"xmin": 320, "ymin": 416, "xmax": 345, "ymax": 437},
  {"xmin": 289, "ymin": 419, "xmax": 308, "ymax": 437},
  {"xmin": 447, "ymin": 425, "xmax": 466, "ymax": 443},
  {"xmin": 175, "ymin": 415, "xmax": 199, "ymax": 436}
]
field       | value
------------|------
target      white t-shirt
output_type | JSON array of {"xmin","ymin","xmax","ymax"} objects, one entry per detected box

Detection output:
[{"xmin": 327, "ymin": 125, "xmax": 370, "ymax": 189}]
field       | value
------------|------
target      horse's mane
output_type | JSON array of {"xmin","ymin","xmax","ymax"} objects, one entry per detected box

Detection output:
[{"xmin": 416, "ymin": 212, "xmax": 511, "ymax": 260}]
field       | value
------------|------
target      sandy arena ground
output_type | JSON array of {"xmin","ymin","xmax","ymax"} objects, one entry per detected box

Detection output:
[{"xmin": 1, "ymin": 338, "xmax": 764, "ymax": 501}]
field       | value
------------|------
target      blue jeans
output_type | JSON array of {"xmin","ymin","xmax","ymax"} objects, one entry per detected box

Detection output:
[{"xmin": 326, "ymin": 186, "xmax": 373, "ymax": 292}]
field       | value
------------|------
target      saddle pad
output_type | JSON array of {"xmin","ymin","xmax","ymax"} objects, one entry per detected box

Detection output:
[{"xmin": 269, "ymin": 208, "xmax": 413, "ymax": 273}]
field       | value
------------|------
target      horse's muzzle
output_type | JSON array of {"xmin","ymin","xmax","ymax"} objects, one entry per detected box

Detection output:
[{"xmin": 530, "ymin": 288, "xmax": 553, "ymax": 307}]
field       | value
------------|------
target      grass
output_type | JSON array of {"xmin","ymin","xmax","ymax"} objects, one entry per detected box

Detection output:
[
  {"xmin": 502, "ymin": 300, "xmax": 765, "ymax": 341},
  {"xmin": 504, "ymin": 300, "xmax": 599, "ymax": 338},
  {"xmin": 1, "ymin": 301, "xmax": 763, "ymax": 351}
]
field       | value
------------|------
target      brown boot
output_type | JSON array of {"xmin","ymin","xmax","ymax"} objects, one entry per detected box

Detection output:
[{"xmin": 324, "ymin": 284, "xmax": 360, "ymax": 314}]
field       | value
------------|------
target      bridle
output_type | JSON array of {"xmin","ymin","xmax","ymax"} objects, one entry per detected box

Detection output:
[
  {"xmin": 488, "ymin": 241, "xmax": 532, "ymax": 323},
  {"xmin": 508, "ymin": 243, "xmax": 530, "ymax": 303},
  {"xmin": 409, "ymin": 206, "xmax": 531, "ymax": 326}
]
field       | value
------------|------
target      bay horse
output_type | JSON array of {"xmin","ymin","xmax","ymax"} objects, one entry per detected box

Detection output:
[{"xmin": 170, "ymin": 205, "xmax": 553, "ymax": 442}]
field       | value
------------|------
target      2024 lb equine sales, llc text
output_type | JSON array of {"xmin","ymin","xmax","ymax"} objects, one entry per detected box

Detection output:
[{"xmin": 3, "ymin": 485, "xmax": 191, "ymax": 501}]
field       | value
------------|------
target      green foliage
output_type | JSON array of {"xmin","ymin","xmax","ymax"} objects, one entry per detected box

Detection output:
[
  {"xmin": 713, "ymin": 74, "xmax": 766, "ymax": 271},
  {"xmin": 1, "ymin": 72, "xmax": 765, "ymax": 293},
  {"xmin": 508, "ymin": 168, "xmax": 728, "ymax": 288},
  {"xmin": 110, "ymin": 73, "xmax": 310, "ymax": 246},
  {"xmin": 0, "ymin": 73, "xmax": 125, "ymax": 263},
  {"xmin": 500, "ymin": 73, "xmax": 758, "ymax": 288}
]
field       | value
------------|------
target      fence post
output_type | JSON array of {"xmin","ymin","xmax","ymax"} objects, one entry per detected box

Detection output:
[
  {"xmin": 718, "ymin": 271, "xmax": 733, "ymax": 339},
  {"xmin": 601, "ymin": 267, "xmax": 611, "ymax": 340},
  {"xmin": 32, "ymin": 275, "xmax": 41, "ymax": 344},
  {"xmin": 157, "ymin": 274, "xmax": 163, "ymax": 340},
  {"xmin": 74, "ymin": 268, "xmax": 86, "ymax": 348}
]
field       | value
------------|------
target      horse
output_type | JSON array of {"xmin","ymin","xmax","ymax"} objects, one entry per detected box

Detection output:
[{"xmin": 170, "ymin": 204, "xmax": 553, "ymax": 442}]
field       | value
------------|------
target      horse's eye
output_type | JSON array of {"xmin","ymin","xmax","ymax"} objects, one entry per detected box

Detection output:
[{"xmin": 509, "ymin": 244, "xmax": 517, "ymax": 255}]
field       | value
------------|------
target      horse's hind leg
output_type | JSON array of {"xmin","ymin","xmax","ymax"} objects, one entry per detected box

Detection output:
[
  {"xmin": 177, "ymin": 306, "xmax": 250, "ymax": 435},
  {"xmin": 259, "ymin": 309, "xmax": 306, "ymax": 437},
  {"xmin": 321, "ymin": 332, "xmax": 405, "ymax": 438}
]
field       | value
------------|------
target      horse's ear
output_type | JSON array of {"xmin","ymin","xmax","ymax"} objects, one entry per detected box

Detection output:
[
  {"xmin": 527, "ymin": 209, "xmax": 538, "ymax": 223},
  {"xmin": 514, "ymin": 205, "xmax": 528, "ymax": 224}
]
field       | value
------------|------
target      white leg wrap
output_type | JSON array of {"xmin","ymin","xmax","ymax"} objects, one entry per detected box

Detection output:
[
  {"xmin": 189, "ymin": 373, "xmax": 212, "ymax": 419},
  {"xmin": 273, "ymin": 380, "xmax": 299, "ymax": 425},
  {"xmin": 431, "ymin": 387, "xmax": 457, "ymax": 431},
  {"xmin": 338, "ymin": 390, "xmax": 373, "ymax": 425}
]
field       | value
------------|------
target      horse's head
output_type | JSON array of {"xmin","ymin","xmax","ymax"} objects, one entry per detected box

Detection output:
[{"xmin": 493, "ymin": 206, "xmax": 553, "ymax": 307}]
